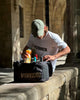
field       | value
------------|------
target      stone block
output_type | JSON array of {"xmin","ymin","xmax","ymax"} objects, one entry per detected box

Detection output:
[
  {"xmin": 76, "ymin": 90, "xmax": 80, "ymax": 100},
  {"xmin": 49, "ymin": 89, "xmax": 61, "ymax": 100},
  {"xmin": 0, "ymin": 67, "xmax": 79, "ymax": 100},
  {"xmin": 78, "ymin": 75, "xmax": 80, "ymax": 89},
  {"xmin": 0, "ymin": 93, "xmax": 27, "ymax": 100},
  {"xmin": 56, "ymin": 67, "xmax": 78, "ymax": 82},
  {"xmin": 42, "ymin": 95, "xmax": 49, "ymax": 100},
  {"xmin": 69, "ymin": 77, "xmax": 78, "ymax": 91}
]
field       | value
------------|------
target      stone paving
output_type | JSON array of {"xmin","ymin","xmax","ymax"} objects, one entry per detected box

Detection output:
[{"xmin": 0, "ymin": 68, "xmax": 14, "ymax": 85}]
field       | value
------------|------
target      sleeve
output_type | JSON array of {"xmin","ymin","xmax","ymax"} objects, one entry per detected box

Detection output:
[
  {"xmin": 55, "ymin": 34, "xmax": 67, "ymax": 50},
  {"xmin": 50, "ymin": 32, "xmax": 67, "ymax": 50}
]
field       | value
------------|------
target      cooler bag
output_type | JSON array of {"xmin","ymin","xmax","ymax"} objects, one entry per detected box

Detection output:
[{"xmin": 13, "ymin": 61, "xmax": 53, "ymax": 82}]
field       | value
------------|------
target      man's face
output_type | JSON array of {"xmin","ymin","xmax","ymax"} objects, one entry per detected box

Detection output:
[
  {"xmin": 37, "ymin": 34, "xmax": 45, "ymax": 39},
  {"xmin": 32, "ymin": 26, "xmax": 48, "ymax": 39},
  {"xmin": 37, "ymin": 26, "xmax": 48, "ymax": 39}
]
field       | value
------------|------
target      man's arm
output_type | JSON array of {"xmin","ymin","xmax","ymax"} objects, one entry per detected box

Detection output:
[
  {"xmin": 21, "ymin": 45, "xmax": 29, "ymax": 60},
  {"xmin": 43, "ymin": 45, "xmax": 71, "ymax": 61}
]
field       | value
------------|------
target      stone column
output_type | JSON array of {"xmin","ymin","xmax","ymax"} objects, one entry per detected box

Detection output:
[
  {"xmin": 65, "ymin": 0, "xmax": 73, "ymax": 63},
  {"xmin": 76, "ymin": 0, "xmax": 80, "ymax": 58},
  {"xmin": 11, "ymin": 0, "xmax": 21, "ymax": 65},
  {"xmin": 0, "ymin": 0, "xmax": 12, "ymax": 68},
  {"xmin": 65, "ymin": 0, "xmax": 78, "ymax": 63},
  {"xmin": 0, "ymin": 0, "xmax": 21, "ymax": 68}
]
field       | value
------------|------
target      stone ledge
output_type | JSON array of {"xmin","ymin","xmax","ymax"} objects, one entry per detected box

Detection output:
[{"xmin": 0, "ymin": 67, "xmax": 79, "ymax": 100}]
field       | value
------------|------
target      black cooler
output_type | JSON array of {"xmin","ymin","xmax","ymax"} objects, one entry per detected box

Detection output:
[{"xmin": 13, "ymin": 61, "xmax": 53, "ymax": 82}]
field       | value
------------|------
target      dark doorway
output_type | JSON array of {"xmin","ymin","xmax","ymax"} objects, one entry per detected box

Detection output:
[
  {"xmin": 45, "ymin": 0, "xmax": 49, "ymax": 27},
  {"xmin": 19, "ymin": 6, "xmax": 24, "ymax": 38}
]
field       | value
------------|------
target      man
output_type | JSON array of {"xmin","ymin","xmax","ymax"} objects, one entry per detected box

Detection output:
[{"xmin": 22, "ymin": 19, "xmax": 70, "ymax": 72}]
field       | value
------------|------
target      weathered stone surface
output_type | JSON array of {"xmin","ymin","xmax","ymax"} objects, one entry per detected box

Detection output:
[
  {"xmin": 0, "ymin": 67, "xmax": 79, "ymax": 100},
  {"xmin": 76, "ymin": 90, "xmax": 80, "ymax": 100}
]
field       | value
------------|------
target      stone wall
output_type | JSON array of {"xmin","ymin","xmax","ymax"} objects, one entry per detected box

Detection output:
[
  {"xmin": 20, "ymin": 0, "xmax": 33, "ymax": 49},
  {"xmin": 0, "ymin": 67, "xmax": 79, "ymax": 100},
  {"xmin": 49, "ymin": 0, "xmax": 66, "ymax": 37}
]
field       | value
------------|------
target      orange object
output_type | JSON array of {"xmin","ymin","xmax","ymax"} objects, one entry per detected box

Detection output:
[
  {"xmin": 26, "ymin": 49, "xmax": 32, "ymax": 55},
  {"xmin": 24, "ymin": 49, "xmax": 32, "ymax": 63}
]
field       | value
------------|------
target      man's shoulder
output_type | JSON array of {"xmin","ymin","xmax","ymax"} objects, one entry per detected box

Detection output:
[
  {"xmin": 30, "ymin": 34, "xmax": 34, "ymax": 38},
  {"xmin": 29, "ymin": 34, "xmax": 36, "ymax": 39},
  {"xmin": 48, "ymin": 31, "xmax": 59, "ymax": 39},
  {"xmin": 28, "ymin": 34, "xmax": 35, "ymax": 43}
]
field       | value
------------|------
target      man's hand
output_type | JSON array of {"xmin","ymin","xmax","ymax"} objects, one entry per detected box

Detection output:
[
  {"xmin": 21, "ymin": 52, "xmax": 28, "ymax": 60},
  {"xmin": 43, "ymin": 46, "xmax": 71, "ymax": 62},
  {"xmin": 43, "ymin": 55, "xmax": 56, "ymax": 61},
  {"xmin": 21, "ymin": 46, "xmax": 29, "ymax": 60}
]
